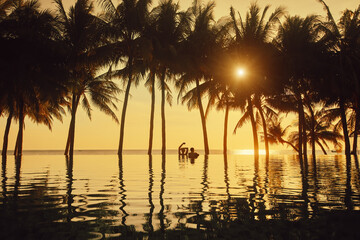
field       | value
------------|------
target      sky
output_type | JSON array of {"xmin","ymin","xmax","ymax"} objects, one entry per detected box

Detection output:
[{"xmin": 0, "ymin": 0, "xmax": 359, "ymax": 152}]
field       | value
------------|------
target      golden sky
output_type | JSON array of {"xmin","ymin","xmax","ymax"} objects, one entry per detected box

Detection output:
[{"xmin": 0, "ymin": 0, "xmax": 358, "ymax": 151}]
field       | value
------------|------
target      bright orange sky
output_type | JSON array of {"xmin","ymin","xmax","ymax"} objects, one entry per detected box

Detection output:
[{"xmin": 0, "ymin": 0, "xmax": 358, "ymax": 151}]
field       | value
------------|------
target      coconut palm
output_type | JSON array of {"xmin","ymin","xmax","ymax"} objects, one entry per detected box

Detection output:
[
  {"xmin": 142, "ymin": 1, "xmax": 182, "ymax": 155},
  {"xmin": 230, "ymin": 2, "xmax": 284, "ymax": 159},
  {"xmin": 205, "ymin": 76, "xmax": 233, "ymax": 155},
  {"xmin": 253, "ymin": 94, "xmax": 278, "ymax": 158},
  {"xmin": 274, "ymin": 14, "xmax": 328, "ymax": 161},
  {"xmin": 304, "ymin": 107, "xmax": 343, "ymax": 155},
  {"xmin": 0, "ymin": 0, "xmax": 68, "ymax": 156},
  {"xmin": 316, "ymin": 0, "xmax": 360, "ymax": 158},
  {"xmin": 148, "ymin": 0, "xmax": 190, "ymax": 155},
  {"xmin": 176, "ymin": 0, "xmax": 222, "ymax": 155},
  {"xmin": 98, "ymin": 0, "xmax": 151, "ymax": 155},
  {"xmin": 55, "ymin": 0, "xmax": 119, "ymax": 158}
]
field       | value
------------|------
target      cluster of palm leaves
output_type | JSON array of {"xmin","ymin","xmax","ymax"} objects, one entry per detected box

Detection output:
[{"xmin": 0, "ymin": 0, "xmax": 359, "ymax": 161}]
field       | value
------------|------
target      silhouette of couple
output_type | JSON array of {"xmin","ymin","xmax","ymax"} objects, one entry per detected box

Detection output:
[{"xmin": 178, "ymin": 142, "xmax": 199, "ymax": 159}]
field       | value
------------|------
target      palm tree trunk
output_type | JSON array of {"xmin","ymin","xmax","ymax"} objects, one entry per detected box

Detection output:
[
  {"xmin": 14, "ymin": 100, "xmax": 24, "ymax": 157},
  {"xmin": 352, "ymin": 106, "xmax": 360, "ymax": 155},
  {"xmin": 68, "ymin": 94, "xmax": 80, "ymax": 159},
  {"xmin": 118, "ymin": 56, "xmax": 133, "ymax": 155},
  {"xmin": 148, "ymin": 72, "xmax": 155, "ymax": 155},
  {"xmin": 308, "ymin": 103, "xmax": 316, "ymax": 159},
  {"xmin": 195, "ymin": 78, "xmax": 209, "ymax": 155},
  {"xmin": 258, "ymin": 105, "xmax": 269, "ymax": 159},
  {"xmin": 223, "ymin": 101, "xmax": 229, "ymax": 155},
  {"xmin": 296, "ymin": 92, "xmax": 303, "ymax": 162},
  {"xmin": 64, "ymin": 125, "xmax": 71, "ymax": 155},
  {"xmin": 316, "ymin": 140, "xmax": 328, "ymax": 155},
  {"xmin": 339, "ymin": 96, "xmax": 351, "ymax": 158},
  {"xmin": 247, "ymin": 96, "xmax": 259, "ymax": 159},
  {"xmin": 283, "ymin": 140, "xmax": 299, "ymax": 152},
  {"xmin": 2, "ymin": 110, "xmax": 13, "ymax": 156},
  {"xmin": 13, "ymin": 134, "xmax": 18, "ymax": 156},
  {"xmin": 160, "ymin": 69, "xmax": 166, "ymax": 155},
  {"xmin": 298, "ymin": 97, "xmax": 307, "ymax": 161}
]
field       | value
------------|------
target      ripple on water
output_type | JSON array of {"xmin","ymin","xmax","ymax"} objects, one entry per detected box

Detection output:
[{"xmin": 0, "ymin": 154, "xmax": 360, "ymax": 235}]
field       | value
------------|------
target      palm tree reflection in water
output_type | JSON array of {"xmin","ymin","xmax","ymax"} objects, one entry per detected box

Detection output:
[
  {"xmin": 159, "ymin": 155, "xmax": 166, "ymax": 232},
  {"xmin": 0, "ymin": 153, "xmax": 358, "ymax": 238},
  {"xmin": 144, "ymin": 155, "xmax": 154, "ymax": 233},
  {"xmin": 1, "ymin": 155, "xmax": 7, "ymax": 206},
  {"xmin": 118, "ymin": 156, "xmax": 128, "ymax": 226},
  {"xmin": 65, "ymin": 156, "xmax": 74, "ymax": 223},
  {"xmin": 345, "ymin": 157, "xmax": 353, "ymax": 211},
  {"xmin": 13, "ymin": 156, "xmax": 21, "ymax": 212}
]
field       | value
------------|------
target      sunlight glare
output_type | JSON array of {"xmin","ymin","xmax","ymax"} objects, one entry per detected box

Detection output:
[
  {"xmin": 236, "ymin": 68, "xmax": 246, "ymax": 78},
  {"xmin": 233, "ymin": 149, "xmax": 267, "ymax": 155}
]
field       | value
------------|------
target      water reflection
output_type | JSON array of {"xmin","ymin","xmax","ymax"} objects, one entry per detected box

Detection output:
[
  {"xmin": 345, "ymin": 157, "xmax": 353, "ymax": 211},
  {"xmin": 1, "ymin": 156, "xmax": 7, "ymax": 206},
  {"xmin": 143, "ymin": 155, "xmax": 154, "ymax": 233},
  {"xmin": 65, "ymin": 156, "xmax": 74, "ymax": 222},
  {"xmin": 159, "ymin": 155, "xmax": 166, "ymax": 232},
  {"xmin": 0, "ymin": 153, "xmax": 360, "ymax": 238},
  {"xmin": 118, "ymin": 155, "xmax": 128, "ymax": 226}
]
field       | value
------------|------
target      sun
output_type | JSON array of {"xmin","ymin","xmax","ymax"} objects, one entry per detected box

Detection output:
[{"xmin": 236, "ymin": 68, "xmax": 246, "ymax": 78}]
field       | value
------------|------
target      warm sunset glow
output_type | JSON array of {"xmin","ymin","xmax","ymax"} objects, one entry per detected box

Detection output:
[
  {"xmin": 236, "ymin": 68, "xmax": 246, "ymax": 78},
  {"xmin": 233, "ymin": 149, "xmax": 267, "ymax": 155}
]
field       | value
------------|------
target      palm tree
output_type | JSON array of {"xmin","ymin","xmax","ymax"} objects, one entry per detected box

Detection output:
[
  {"xmin": 176, "ymin": 1, "xmax": 221, "ymax": 156},
  {"xmin": 274, "ymin": 14, "xmax": 328, "ymax": 161},
  {"xmin": 0, "ymin": 0, "xmax": 67, "ymax": 156},
  {"xmin": 56, "ymin": 0, "xmax": 119, "ymax": 158},
  {"xmin": 253, "ymin": 94, "xmax": 278, "ymax": 159},
  {"xmin": 142, "ymin": 2, "xmax": 181, "ymax": 155},
  {"xmin": 230, "ymin": 2, "xmax": 284, "ymax": 159},
  {"xmin": 99, "ymin": 0, "xmax": 151, "ymax": 155},
  {"xmin": 148, "ymin": 0, "xmax": 190, "ymax": 155},
  {"xmin": 204, "ymin": 76, "xmax": 233, "ymax": 155},
  {"xmin": 316, "ymin": 0, "xmax": 360, "ymax": 158},
  {"xmin": 304, "ymin": 107, "xmax": 343, "ymax": 155}
]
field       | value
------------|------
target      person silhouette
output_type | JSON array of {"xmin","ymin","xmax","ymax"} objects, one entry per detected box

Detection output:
[
  {"xmin": 188, "ymin": 147, "xmax": 199, "ymax": 159},
  {"xmin": 178, "ymin": 142, "xmax": 188, "ymax": 156}
]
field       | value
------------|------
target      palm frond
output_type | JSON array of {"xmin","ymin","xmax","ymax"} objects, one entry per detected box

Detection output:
[{"xmin": 233, "ymin": 111, "xmax": 250, "ymax": 134}]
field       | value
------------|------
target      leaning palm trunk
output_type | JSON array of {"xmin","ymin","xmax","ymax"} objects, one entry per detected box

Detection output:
[
  {"xmin": 247, "ymin": 96, "xmax": 259, "ymax": 159},
  {"xmin": 160, "ymin": 70, "xmax": 166, "ymax": 155},
  {"xmin": 258, "ymin": 106, "xmax": 269, "ymax": 159},
  {"xmin": 339, "ymin": 96, "xmax": 351, "ymax": 158},
  {"xmin": 67, "ymin": 94, "xmax": 80, "ymax": 159},
  {"xmin": 316, "ymin": 140, "xmax": 328, "ymax": 155},
  {"xmin": 195, "ymin": 78, "xmax": 209, "ymax": 155},
  {"xmin": 118, "ymin": 57, "xmax": 134, "ymax": 155},
  {"xmin": 14, "ymin": 100, "xmax": 24, "ymax": 157},
  {"xmin": 223, "ymin": 101, "xmax": 229, "ymax": 155},
  {"xmin": 282, "ymin": 139, "xmax": 299, "ymax": 153},
  {"xmin": 2, "ymin": 109, "xmax": 13, "ymax": 156},
  {"xmin": 64, "ymin": 123, "xmax": 72, "ymax": 155},
  {"xmin": 148, "ymin": 72, "xmax": 155, "ymax": 155}
]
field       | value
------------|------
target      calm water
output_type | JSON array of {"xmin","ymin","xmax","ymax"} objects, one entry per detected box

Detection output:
[{"xmin": 1, "ymin": 152, "xmax": 360, "ymax": 238}]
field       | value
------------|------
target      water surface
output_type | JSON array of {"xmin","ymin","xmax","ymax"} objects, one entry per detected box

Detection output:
[{"xmin": 1, "ymin": 152, "xmax": 360, "ymax": 238}]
